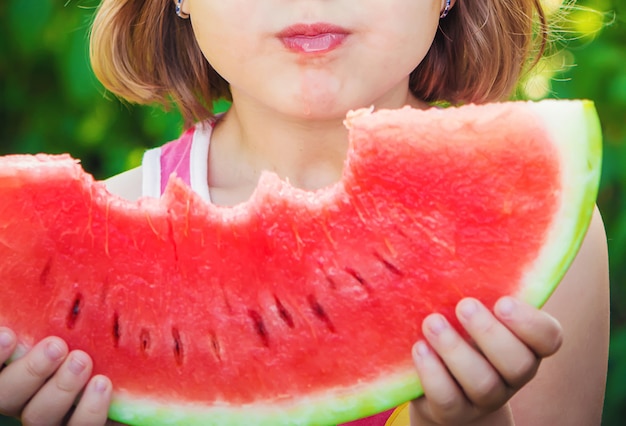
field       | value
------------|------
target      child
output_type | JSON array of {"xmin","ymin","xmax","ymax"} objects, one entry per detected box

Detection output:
[{"xmin": 0, "ymin": 0, "xmax": 609, "ymax": 425}]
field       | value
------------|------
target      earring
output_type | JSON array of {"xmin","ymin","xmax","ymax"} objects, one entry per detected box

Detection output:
[
  {"xmin": 440, "ymin": 0, "xmax": 451, "ymax": 18},
  {"xmin": 175, "ymin": 0, "xmax": 189, "ymax": 18}
]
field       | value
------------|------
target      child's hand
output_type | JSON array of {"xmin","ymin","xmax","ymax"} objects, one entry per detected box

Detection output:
[
  {"xmin": 410, "ymin": 296, "xmax": 563, "ymax": 425},
  {"xmin": 0, "ymin": 328, "xmax": 113, "ymax": 425}
]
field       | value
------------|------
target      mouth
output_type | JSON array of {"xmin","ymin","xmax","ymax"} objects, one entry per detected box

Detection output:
[{"xmin": 277, "ymin": 23, "xmax": 350, "ymax": 54}]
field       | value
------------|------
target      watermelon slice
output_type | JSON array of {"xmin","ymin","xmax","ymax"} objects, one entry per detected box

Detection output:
[{"xmin": 0, "ymin": 100, "xmax": 601, "ymax": 425}]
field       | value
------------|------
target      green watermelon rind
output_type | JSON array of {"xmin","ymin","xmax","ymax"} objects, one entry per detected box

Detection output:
[
  {"xmin": 110, "ymin": 369, "xmax": 421, "ymax": 425},
  {"xmin": 106, "ymin": 100, "xmax": 602, "ymax": 426},
  {"xmin": 517, "ymin": 100, "xmax": 602, "ymax": 307}
]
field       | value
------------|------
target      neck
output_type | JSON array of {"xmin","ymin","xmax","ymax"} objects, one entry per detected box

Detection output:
[
  {"xmin": 208, "ymin": 105, "xmax": 349, "ymax": 206},
  {"xmin": 207, "ymin": 88, "xmax": 426, "ymax": 205}
]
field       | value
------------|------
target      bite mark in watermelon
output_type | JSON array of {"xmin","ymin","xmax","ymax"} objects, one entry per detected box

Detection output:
[{"xmin": 0, "ymin": 100, "xmax": 601, "ymax": 425}]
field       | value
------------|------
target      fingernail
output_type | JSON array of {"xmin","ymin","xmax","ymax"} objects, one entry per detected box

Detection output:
[
  {"xmin": 93, "ymin": 376, "xmax": 109, "ymax": 393},
  {"xmin": 68, "ymin": 354, "xmax": 87, "ymax": 375},
  {"xmin": 426, "ymin": 314, "xmax": 447, "ymax": 335},
  {"xmin": 458, "ymin": 298, "xmax": 478, "ymax": 320},
  {"xmin": 497, "ymin": 296, "xmax": 516, "ymax": 319},
  {"xmin": 413, "ymin": 340, "xmax": 431, "ymax": 359},
  {"xmin": 45, "ymin": 341, "xmax": 65, "ymax": 361},
  {"xmin": 0, "ymin": 331, "xmax": 14, "ymax": 349}
]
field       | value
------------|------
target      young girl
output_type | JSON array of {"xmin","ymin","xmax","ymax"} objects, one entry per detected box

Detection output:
[{"xmin": 0, "ymin": 0, "xmax": 609, "ymax": 425}]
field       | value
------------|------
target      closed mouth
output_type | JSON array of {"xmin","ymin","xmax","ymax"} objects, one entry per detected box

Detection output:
[{"xmin": 278, "ymin": 23, "xmax": 350, "ymax": 54}]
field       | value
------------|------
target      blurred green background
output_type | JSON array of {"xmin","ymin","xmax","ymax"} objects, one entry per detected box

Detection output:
[{"xmin": 1, "ymin": 0, "xmax": 625, "ymax": 424}]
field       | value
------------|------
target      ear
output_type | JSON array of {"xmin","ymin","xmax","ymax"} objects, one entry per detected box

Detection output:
[
  {"xmin": 439, "ymin": 0, "xmax": 456, "ymax": 18},
  {"xmin": 173, "ymin": 0, "xmax": 190, "ymax": 18}
]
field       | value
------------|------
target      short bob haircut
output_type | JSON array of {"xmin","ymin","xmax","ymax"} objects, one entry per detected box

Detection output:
[{"xmin": 90, "ymin": 0, "xmax": 547, "ymax": 127}]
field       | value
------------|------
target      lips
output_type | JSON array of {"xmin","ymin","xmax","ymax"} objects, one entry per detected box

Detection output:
[{"xmin": 278, "ymin": 23, "xmax": 350, "ymax": 54}]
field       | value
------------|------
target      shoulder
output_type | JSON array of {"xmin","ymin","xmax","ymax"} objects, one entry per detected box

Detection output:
[
  {"xmin": 548, "ymin": 206, "xmax": 609, "ymax": 316},
  {"xmin": 104, "ymin": 166, "xmax": 144, "ymax": 201},
  {"xmin": 510, "ymin": 206, "xmax": 609, "ymax": 424},
  {"xmin": 551, "ymin": 206, "xmax": 609, "ymax": 297}
]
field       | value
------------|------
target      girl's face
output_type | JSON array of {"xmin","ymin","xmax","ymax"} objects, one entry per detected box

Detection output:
[{"xmin": 186, "ymin": 0, "xmax": 441, "ymax": 119}]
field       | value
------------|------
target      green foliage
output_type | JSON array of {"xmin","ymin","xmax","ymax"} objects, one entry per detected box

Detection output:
[
  {"xmin": 553, "ymin": 1, "xmax": 626, "ymax": 424},
  {"xmin": 0, "ymin": 0, "xmax": 184, "ymax": 180},
  {"xmin": 0, "ymin": 0, "xmax": 625, "ymax": 425}
]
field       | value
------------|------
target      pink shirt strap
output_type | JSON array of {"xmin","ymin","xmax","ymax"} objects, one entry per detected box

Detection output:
[
  {"xmin": 159, "ymin": 127, "xmax": 194, "ymax": 194},
  {"xmin": 141, "ymin": 124, "xmax": 212, "ymax": 201}
]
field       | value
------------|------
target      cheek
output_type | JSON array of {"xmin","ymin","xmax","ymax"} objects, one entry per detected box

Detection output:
[
  {"xmin": 365, "ymin": 1, "xmax": 441, "ymax": 59},
  {"xmin": 188, "ymin": 3, "xmax": 262, "ymax": 72},
  {"xmin": 190, "ymin": 25, "xmax": 253, "ymax": 84}
]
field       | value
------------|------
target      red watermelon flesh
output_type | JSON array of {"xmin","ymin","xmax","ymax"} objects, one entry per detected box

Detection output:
[{"xmin": 0, "ymin": 100, "xmax": 601, "ymax": 425}]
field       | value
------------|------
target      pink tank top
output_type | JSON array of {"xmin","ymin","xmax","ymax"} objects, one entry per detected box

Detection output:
[{"xmin": 141, "ymin": 124, "xmax": 397, "ymax": 426}]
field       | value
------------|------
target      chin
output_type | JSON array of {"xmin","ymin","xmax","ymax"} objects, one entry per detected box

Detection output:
[
  {"xmin": 274, "ymin": 98, "xmax": 343, "ymax": 121},
  {"xmin": 289, "ymin": 95, "xmax": 378, "ymax": 122}
]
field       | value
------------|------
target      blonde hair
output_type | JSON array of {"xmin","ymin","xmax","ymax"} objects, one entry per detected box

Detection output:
[{"xmin": 90, "ymin": 0, "xmax": 547, "ymax": 126}]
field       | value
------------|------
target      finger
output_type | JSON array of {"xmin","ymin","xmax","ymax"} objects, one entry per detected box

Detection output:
[
  {"xmin": 494, "ymin": 297, "xmax": 563, "ymax": 358},
  {"xmin": 0, "ymin": 328, "xmax": 17, "ymax": 365},
  {"xmin": 411, "ymin": 339, "xmax": 470, "ymax": 423},
  {"xmin": 67, "ymin": 375, "xmax": 113, "ymax": 426},
  {"xmin": 456, "ymin": 298, "xmax": 539, "ymax": 389},
  {"xmin": 422, "ymin": 313, "xmax": 509, "ymax": 411},
  {"xmin": 0, "ymin": 337, "xmax": 68, "ymax": 417},
  {"xmin": 21, "ymin": 350, "xmax": 93, "ymax": 426}
]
